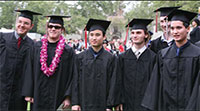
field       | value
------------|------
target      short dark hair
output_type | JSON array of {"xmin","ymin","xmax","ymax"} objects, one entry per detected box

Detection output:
[
  {"xmin": 193, "ymin": 18, "xmax": 200, "ymax": 26},
  {"xmin": 183, "ymin": 22, "xmax": 189, "ymax": 28}
]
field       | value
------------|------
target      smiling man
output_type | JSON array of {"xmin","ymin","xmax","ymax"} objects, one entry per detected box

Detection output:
[
  {"xmin": 116, "ymin": 18, "xmax": 156, "ymax": 111},
  {"xmin": 71, "ymin": 18, "xmax": 120, "ymax": 111},
  {"xmin": 150, "ymin": 6, "xmax": 181, "ymax": 53},
  {"xmin": 142, "ymin": 9, "xmax": 200, "ymax": 111},
  {"xmin": 22, "ymin": 15, "xmax": 76, "ymax": 111},
  {"xmin": 0, "ymin": 10, "xmax": 41, "ymax": 111}
]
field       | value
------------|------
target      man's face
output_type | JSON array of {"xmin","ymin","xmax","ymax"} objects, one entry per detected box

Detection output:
[
  {"xmin": 89, "ymin": 29, "xmax": 105, "ymax": 47},
  {"xmin": 130, "ymin": 29, "xmax": 147, "ymax": 45},
  {"xmin": 47, "ymin": 23, "xmax": 63, "ymax": 39},
  {"xmin": 192, "ymin": 21, "xmax": 197, "ymax": 28},
  {"xmin": 160, "ymin": 16, "xmax": 171, "ymax": 33},
  {"xmin": 170, "ymin": 21, "xmax": 190, "ymax": 42},
  {"xmin": 15, "ymin": 17, "xmax": 33, "ymax": 37}
]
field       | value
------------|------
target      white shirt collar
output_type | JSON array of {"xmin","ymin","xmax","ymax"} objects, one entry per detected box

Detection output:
[
  {"xmin": 131, "ymin": 45, "xmax": 147, "ymax": 58},
  {"xmin": 161, "ymin": 33, "xmax": 174, "ymax": 46},
  {"xmin": 161, "ymin": 33, "xmax": 173, "ymax": 43},
  {"xmin": 15, "ymin": 31, "xmax": 26, "ymax": 40}
]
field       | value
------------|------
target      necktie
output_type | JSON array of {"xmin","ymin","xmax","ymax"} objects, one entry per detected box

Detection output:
[
  {"xmin": 17, "ymin": 37, "xmax": 22, "ymax": 48},
  {"xmin": 136, "ymin": 51, "xmax": 140, "ymax": 59}
]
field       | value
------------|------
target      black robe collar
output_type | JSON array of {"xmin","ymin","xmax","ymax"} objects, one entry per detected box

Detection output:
[
  {"xmin": 89, "ymin": 46, "xmax": 104, "ymax": 58},
  {"xmin": 173, "ymin": 41, "xmax": 190, "ymax": 56}
]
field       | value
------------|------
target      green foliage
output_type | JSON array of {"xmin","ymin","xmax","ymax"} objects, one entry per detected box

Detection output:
[
  {"xmin": 1, "ymin": 1, "xmax": 200, "ymax": 36},
  {"xmin": 0, "ymin": 1, "xmax": 19, "ymax": 29},
  {"xmin": 124, "ymin": 1, "xmax": 200, "ymax": 31}
]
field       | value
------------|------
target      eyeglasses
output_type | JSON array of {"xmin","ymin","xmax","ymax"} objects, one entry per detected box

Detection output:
[{"xmin": 47, "ymin": 25, "xmax": 62, "ymax": 29}]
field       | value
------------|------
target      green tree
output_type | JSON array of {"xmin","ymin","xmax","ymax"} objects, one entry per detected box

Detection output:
[{"xmin": 0, "ymin": 1, "xmax": 20, "ymax": 29}]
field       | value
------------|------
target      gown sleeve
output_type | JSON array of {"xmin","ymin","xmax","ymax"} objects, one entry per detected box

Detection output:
[
  {"xmin": 71, "ymin": 54, "xmax": 81, "ymax": 106},
  {"xmin": 141, "ymin": 52, "xmax": 162, "ymax": 110},
  {"xmin": 107, "ymin": 55, "xmax": 121, "ymax": 107},
  {"xmin": 186, "ymin": 70, "xmax": 200, "ymax": 110},
  {"xmin": 64, "ymin": 48, "xmax": 76, "ymax": 98},
  {"xmin": 21, "ymin": 44, "xmax": 34, "ymax": 97}
]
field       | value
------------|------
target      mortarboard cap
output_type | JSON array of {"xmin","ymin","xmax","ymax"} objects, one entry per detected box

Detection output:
[
  {"xmin": 85, "ymin": 18, "xmax": 111, "ymax": 33},
  {"xmin": 126, "ymin": 18, "xmax": 153, "ymax": 31},
  {"xmin": 15, "ymin": 9, "xmax": 42, "ymax": 21},
  {"xmin": 167, "ymin": 9, "xmax": 197, "ymax": 24},
  {"xmin": 45, "ymin": 15, "xmax": 71, "ymax": 26},
  {"xmin": 154, "ymin": 6, "xmax": 181, "ymax": 17}
]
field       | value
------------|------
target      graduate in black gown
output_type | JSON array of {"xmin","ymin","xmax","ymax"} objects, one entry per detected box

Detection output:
[
  {"xmin": 190, "ymin": 18, "xmax": 200, "ymax": 44},
  {"xmin": 0, "ymin": 10, "xmax": 41, "ymax": 111},
  {"xmin": 71, "ymin": 19, "xmax": 120, "ymax": 111},
  {"xmin": 142, "ymin": 9, "xmax": 200, "ymax": 111},
  {"xmin": 117, "ymin": 18, "xmax": 156, "ymax": 111},
  {"xmin": 22, "ymin": 15, "xmax": 75, "ymax": 111},
  {"xmin": 150, "ymin": 6, "xmax": 181, "ymax": 53}
]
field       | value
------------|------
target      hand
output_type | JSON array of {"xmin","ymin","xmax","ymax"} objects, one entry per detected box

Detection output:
[
  {"xmin": 106, "ymin": 108, "xmax": 112, "ymax": 111},
  {"xmin": 115, "ymin": 104, "xmax": 123, "ymax": 111},
  {"xmin": 72, "ymin": 105, "xmax": 81, "ymax": 111},
  {"xmin": 25, "ymin": 97, "xmax": 34, "ymax": 103},
  {"xmin": 62, "ymin": 97, "xmax": 71, "ymax": 109}
]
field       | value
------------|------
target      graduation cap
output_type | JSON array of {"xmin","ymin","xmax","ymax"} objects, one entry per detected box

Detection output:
[
  {"xmin": 15, "ymin": 9, "xmax": 42, "ymax": 21},
  {"xmin": 44, "ymin": 15, "xmax": 71, "ymax": 26},
  {"xmin": 126, "ymin": 18, "xmax": 153, "ymax": 31},
  {"xmin": 154, "ymin": 6, "xmax": 181, "ymax": 17},
  {"xmin": 124, "ymin": 18, "xmax": 153, "ymax": 45},
  {"xmin": 167, "ymin": 9, "xmax": 197, "ymax": 24},
  {"xmin": 84, "ymin": 18, "xmax": 111, "ymax": 48},
  {"xmin": 85, "ymin": 18, "xmax": 111, "ymax": 33}
]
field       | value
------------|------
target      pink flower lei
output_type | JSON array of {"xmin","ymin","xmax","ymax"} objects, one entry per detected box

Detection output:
[{"xmin": 40, "ymin": 34, "xmax": 66, "ymax": 77}]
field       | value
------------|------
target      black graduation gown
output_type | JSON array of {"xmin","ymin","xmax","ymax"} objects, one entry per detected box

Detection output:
[
  {"xmin": 71, "ymin": 47, "xmax": 120, "ymax": 111},
  {"xmin": 142, "ymin": 42, "xmax": 200, "ymax": 111},
  {"xmin": 21, "ymin": 41, "xmax": 75, "ymax": 111},
  {"xmin": 186, "ymin": 72, "xmax": 200, "ymax": 111},
  {"xmin": 150, "ymin": 36, "xmax": 173, "ymax": 53},
  {"xmin": 118, "ymin": 48, "xmax": 156, "ymax": 111},
  {"xmin": 195, "ymin": 41, "xmax": 200, "ymax": 47},
  {"xmin": 0, "ymin": 32, "xmax": 34, "ymax": 111},
  {"xmin": 190, "ymin": 27, "xmax": 200, "ymax": 44}
]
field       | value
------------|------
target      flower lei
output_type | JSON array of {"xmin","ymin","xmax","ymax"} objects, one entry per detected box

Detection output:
[{"xmin": 40, "ymin": 34, "xmax": 65, "ymax": 77}]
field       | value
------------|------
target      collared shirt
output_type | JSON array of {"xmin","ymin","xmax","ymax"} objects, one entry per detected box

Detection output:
[
  {"xmin": 174, "ymin": 41, "xmax": 190, "ymax": 56},
  {"xmin": 89, "ymin": 46, "xmax": 104, "ymax": 58},
  {"xmin": 15, "ymin": 31, "xmax": 27, "ymax": 40},
  {"xmin": 131, "ymin": 45, "xmax": 147, "ymax": 59},
  {"xmin": 161, "ymin": 33, "xmax": 173, "ymax": 46}
]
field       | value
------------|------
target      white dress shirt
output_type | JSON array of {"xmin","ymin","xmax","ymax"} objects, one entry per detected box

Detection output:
[{"xmin": 131, "ymin": 45, "xmax": 147, "ymax": 59}]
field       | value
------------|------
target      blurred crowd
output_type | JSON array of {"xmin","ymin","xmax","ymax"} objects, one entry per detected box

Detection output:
[{"xmin": 65, "ymin": 37, "xmax": 132, "ymax": 55}]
